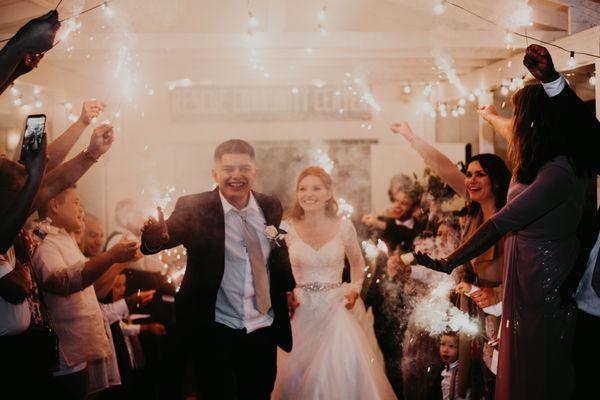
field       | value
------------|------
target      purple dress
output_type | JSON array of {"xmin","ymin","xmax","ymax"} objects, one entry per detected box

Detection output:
[{"xmin": 490, "ymin": 157, "xmax": 586, "ymax": 400}]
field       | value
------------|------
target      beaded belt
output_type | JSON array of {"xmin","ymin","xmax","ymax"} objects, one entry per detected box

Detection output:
[{"xmin": 297, "ymin": 282, "xmax": 342, "ymax": 292}]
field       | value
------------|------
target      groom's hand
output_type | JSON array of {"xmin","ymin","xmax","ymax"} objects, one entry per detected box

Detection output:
[
  {"xmin": 141, "ymin": 207, "xmax": 170, "ymax": 249},
  {"xmin": 286, "ymin": 291, "xmax": 299, "ymax": 319}
]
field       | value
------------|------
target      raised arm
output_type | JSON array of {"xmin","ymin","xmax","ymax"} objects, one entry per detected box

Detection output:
[
  {"xmin": 391, "ymin": 122, "xmax": 466, "ymax": 198},
  {"xmin": 31, "ymin": 124, "xmax": 115, "ymax": 213},
  {"xmin": 45, "ymin": 100, "xmax": 107, "ymax": 171},
  {"xmin": 0, "ymin": 11, "xmax": 59, "ymax": 95},
  {"xmin": 477, "ymin": 104, "xmax": 513, "ymax": 142},
  {"xmin": 415, "ymin": 159, "xmax": 574, "ymax": 273},
  {"xmin": 0, "ymin": 133, "xmax": 46, "ymax": 253}
]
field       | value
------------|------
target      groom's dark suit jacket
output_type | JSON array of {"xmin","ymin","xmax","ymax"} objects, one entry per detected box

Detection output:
[{"xmin": 141, "ymin": 188, "xmax": 295, "ymax": 352}]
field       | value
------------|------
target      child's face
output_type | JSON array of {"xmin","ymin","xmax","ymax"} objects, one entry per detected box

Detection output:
[
  {"xmin": 112, "ymin": 274, "xmax": 127, "ymax": 301},
  {"xmin": 440, "ymin": 335, "xmax": 459, "ymax": 364}
]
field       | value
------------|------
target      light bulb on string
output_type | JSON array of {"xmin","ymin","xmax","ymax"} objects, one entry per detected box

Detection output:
[
  {"xmin": 500, "ymin": 85, "xmax": 509, "ymax": 96},
  {"xmin": 468, "ymin": 93, "xmax": 476, "ymax": 102},
  {"xmin": 504, "ymin": 31, "xmax": 514, "ymax": 46},
  {"xmin": 102, "ymin": 2, "xmax": 115, "ymax": 18},
  {"xmin": 403, "ymin": 84, "xmax": 412, "ymax": 94},
  {"xmin": 589, "ymin": 73, "xmax": 596, "ymax": 86},
  {"xmin": 458, "ymin": 98, "xmax": 466, "ymax": 106},
  {"xmin": 567, "ymin": 51, "xmax": 576, "ymax": 69},
  {"xmin": 318, "ymin": 25, "xmax": 328, "ymax": 37},
  {"xmin": 433, "ymin": 0, "xmax": 446, "ymax": 15},
  {"xmin": 317, "ymin": 6, "xmax": 327, "ymax": 22},
  {"xmin": 10, "ymin": 87, "xmax": 19, "ymax": 97}
]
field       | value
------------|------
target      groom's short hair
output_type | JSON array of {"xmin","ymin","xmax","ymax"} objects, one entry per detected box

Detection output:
[{"xmin": 214, "ymin": 139, "xmax": 255, "ymax": 161}]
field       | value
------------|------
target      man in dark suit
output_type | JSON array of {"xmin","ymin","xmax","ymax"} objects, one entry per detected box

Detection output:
[{"xmin": 140, "ymin": 139, "xmax": 295, "ymax": 399}]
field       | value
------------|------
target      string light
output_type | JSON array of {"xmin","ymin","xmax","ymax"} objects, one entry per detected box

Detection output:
[
  {"xmin": 589, "ymin": 73, "xmax": 596, "ymax": 86},
  {"xmin": 567, "ymin": 51, "xmax": 576, "ymax": 69},
  {"xmin": 317, "ymin": 6, "xmax": 327, "ymax": 22},
  {"xmin": 433, "ymin": 0, "xmax": 446, "ymax": 15},
  {"xmin": 403, "ymin": 84, "xmax": 412, "ymax": 94}
]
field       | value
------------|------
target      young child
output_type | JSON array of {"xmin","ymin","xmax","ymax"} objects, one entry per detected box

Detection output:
[{"xmin": 427, "ymin": 331, "xmax": 471, "ymax": 400}]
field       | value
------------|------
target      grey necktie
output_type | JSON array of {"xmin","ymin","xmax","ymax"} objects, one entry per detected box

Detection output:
[{"xmin": 237, "ymin": 209, "xmax": 271, "ymax": 314}]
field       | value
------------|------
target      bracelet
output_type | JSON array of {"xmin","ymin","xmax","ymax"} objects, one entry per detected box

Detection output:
[{"xmin": 82, "ymin": 148, "xmax": 99, "ymax": 163}]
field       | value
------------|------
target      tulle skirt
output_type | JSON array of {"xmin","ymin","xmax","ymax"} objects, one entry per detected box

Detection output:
[{"xmin": 272, "ymin": 286, "xmax": 397, "ymax": 400}]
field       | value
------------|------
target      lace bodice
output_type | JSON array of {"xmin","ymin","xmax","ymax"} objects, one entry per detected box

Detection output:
[{"xmin": 284, "ymin": 219, "xmax": 365, "ymax": 292}]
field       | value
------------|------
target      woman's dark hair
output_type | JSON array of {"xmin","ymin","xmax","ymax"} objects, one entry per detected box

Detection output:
[
  {"xmin": 466, "ymin": 154, "xmax": 511, "ymax": 216},
  {"xmin": 509, "ymin": 83, "xmax": 594, "ymax": 183}
]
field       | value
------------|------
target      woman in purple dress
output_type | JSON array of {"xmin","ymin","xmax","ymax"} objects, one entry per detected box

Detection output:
[{"xmin": 415, "ymin": 45, "xmax": 598, "ymax": 399}]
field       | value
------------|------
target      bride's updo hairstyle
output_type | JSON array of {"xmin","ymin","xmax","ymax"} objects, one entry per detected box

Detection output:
[{"xmin": 289, "ymin": 166, "xmax": 339, "ymax": 220}]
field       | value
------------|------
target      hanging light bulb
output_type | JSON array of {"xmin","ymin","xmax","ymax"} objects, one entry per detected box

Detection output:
[
  {"xmin": 468, "ymin": 93, "xmax": 476, "ymax": 102},
  {"xmin": 10, "ymin": 87, "xmax": 19, "ymax": 97},
  {"xmin": 500, "ymin": 85, "xmax": 509, "ymax": 96},
  {"xmin": 403, "ymin": 84, "xmax": 412, "ymax": 94},
  {"xmin": 423, "ymin": 84, "xmax": 432, "ymax": 96},
  {"xmin": 458, "ymin": 98, "xmax": 466, "ymax": 106},
  {"xmin": 504, "ymin": 31, "xmax": 514, "ymax": 46},
  {"xmin": 567, "ymin": 51, "xmax": 576, "ymax": 69},
  {"xmin": 433, "ymin": 0, "xmax": 446, "ymax": 15},
  {"xmin": 318, "ymin": 25, "xmax": 328, "ymax": 37},
  {"xmin": 102, "ymin": 2, "xmax": 115, "ymax": 18},
  {"xmin": 589, "ymin": 73, "xmax": 596, "ymax": 86},
  {"xmin": 317, "ymin": 6, "xmax": 327, "ymax": 22}
]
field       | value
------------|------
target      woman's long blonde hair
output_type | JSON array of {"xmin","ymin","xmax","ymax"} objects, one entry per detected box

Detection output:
[{"xmin": 288, "ymin": 166, "xmax": 339, "ymax": 220}]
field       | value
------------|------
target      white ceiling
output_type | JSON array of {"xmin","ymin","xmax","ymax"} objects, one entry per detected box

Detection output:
[{"xmin": 0, "ymin": 0, "xmax": 592, "ymax": 90}]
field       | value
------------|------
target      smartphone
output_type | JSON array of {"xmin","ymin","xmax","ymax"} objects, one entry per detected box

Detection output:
[{"xmin": 20, "ymin": 114, "xmax": 46, "ymax": 160}]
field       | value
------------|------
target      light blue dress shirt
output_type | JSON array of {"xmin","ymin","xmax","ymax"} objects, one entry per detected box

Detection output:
[{"xmin": 215, "ymin": 192, "xmax": 274, "ymax": 332}]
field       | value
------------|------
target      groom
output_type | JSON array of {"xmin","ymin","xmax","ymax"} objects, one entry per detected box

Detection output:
[{"xmin": 141, "ymin": 139, "xmax": 295, "ymax": 399}]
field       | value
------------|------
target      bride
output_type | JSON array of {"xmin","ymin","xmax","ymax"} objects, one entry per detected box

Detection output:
[{"xmin": 272, "ymin": 166, "xmax": 396, "ymax": 400}]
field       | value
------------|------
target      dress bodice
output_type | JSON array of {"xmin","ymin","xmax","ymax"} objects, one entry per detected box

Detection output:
[{"xmin": 284, "ymin": 219, "xmax": 365, "ymax": 291}]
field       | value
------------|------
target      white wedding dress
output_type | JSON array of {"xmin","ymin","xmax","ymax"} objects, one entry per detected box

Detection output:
[{"xmin": 272, "ymin": 219, "xmax": 397, "ymax": 400}]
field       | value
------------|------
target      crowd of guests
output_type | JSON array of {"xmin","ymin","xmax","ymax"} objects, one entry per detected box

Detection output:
[{"xmin": 0, "ymin": 9, "xmax": 599, "ymax": 400}]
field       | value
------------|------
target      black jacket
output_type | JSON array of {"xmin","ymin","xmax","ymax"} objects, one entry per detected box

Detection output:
[{"xmin": 141, "ymin": 188, "xmax": 295, "ymax": 351}]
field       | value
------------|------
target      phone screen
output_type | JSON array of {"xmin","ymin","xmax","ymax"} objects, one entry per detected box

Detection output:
[{"xmin": 23, "ymin": 114, "xmax": 46, "ymax": 152}]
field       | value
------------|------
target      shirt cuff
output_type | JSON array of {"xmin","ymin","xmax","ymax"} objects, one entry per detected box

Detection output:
[{"xmin": 542, "ymin": 75, "xmax": 566, "ymax": 98}]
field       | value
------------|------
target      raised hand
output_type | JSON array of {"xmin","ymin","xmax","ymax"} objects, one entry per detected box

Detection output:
[
  {"xmin": 79, "ymin": 100, "xmax": 107, "ymax": 126},
  {"xmin": 10, "ymin": 10, "xmax": 61, "ymax": 54},
  {"xmin": 413, "ymin": 251, "xmax": 452, "ymax": 274},
  {"xmin": 390, "ymin": 122, "xmax": 416, "ymax": 141},
  {"xmin": 87, "ymin": 123, "xmax": 115, "ymax": 160},
  {"xmin": 108, "ymin": 238, "xmax": 140, "ymax": 263},
  {"xmin": 477, "ymin": 104, "xmax": 498, "ymax": 124},
  {"xmin": 21, "ymin": 130, "xmax": 47, "ymax": 181},
  {"xmin": 141, "ymin": 207, "xmax": 170, "ymax": 250},
  {"xmin": 523, "ymin": 44, "xmax": 560, "ymax": 83}
]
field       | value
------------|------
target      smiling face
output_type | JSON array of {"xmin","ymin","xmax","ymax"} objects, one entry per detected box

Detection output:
[
  {"xmin": 212, "ymin": 153, "xmax": 257, "ymax": 209},
  {"xmin": 391, "ymin": 191, "xmax": 415, "ymax": 221},
  {"xmin": 464, "ymin": 160, "xmax": 494, "ymax": 205},
  {"xmin": 49, "ymin": 188, "xmax": 84, "ymax": 233},
  {"xmin": 296, "ymin": 174, "xmax": 332, "ymax": 214},
  {"xmin": 83, "ymin": 216, "xmax": 105, "ymax": 257},
  {"xmin": 439, "ymin": 334, "xmax": 459, "ymax": 364}
]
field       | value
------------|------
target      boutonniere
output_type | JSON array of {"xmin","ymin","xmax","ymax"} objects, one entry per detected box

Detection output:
[{"xmin": 264, "ymin": 224, "xmax": 287, "ymax": 247}]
